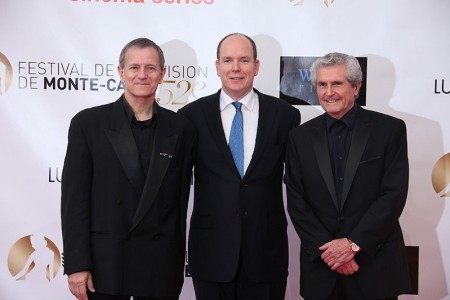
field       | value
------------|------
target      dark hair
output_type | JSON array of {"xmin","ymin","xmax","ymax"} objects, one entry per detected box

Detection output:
[
  {"xmin": 310, "ymin": 52, "xmax": 362, "ymax": 88},
  {"xmin": 216, "ymin": 33, "xmax": 257, "ymax": 60},
  {"xmin": 119, "ymin": 38, "xmax": 165, "ymax": 70}
]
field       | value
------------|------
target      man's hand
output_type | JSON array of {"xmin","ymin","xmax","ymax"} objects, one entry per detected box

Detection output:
[
  {"xmin": 68, "ymin": 271, "xmax": 95, "ymax": 300},
  {"xmin": 319, "ymin": 238, "xmax": 355, "ymax": 270},
  {"xmin": 335, "ymin": 259, "xmax": 359, "ymax": 275}
]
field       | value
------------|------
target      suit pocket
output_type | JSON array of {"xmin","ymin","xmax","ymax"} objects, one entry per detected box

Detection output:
[{"xmin": 359, "ymin": 155, "xmax": 382, "ymax": 165}]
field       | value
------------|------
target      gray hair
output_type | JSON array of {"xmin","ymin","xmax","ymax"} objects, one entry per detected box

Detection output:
[
  {"xmin": 216, "ymin": 33, "xmax": 258, "ymax": 60},
  {"xmin": 310, "ymin": 52, "xmax": 362, "ymax": 88},
  {"xmin": 119, "ymin": 38, "xmax": 165, "ymax": 70}
]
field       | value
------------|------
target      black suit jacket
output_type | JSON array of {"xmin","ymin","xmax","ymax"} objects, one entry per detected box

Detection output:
[
  {"xmin": 61, "ymin": 96, "xmax": 195, "ymax": 297},
  {"xmin": 285, "ymin": 106, "xmax": 411, "ymax": 299},
  {"xmin": 179, "ymin": 89, "xmax": 300, "ymax": 283}
]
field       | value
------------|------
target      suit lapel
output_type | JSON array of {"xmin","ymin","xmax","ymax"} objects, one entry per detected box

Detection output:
[
  {"xmin": 105, "ymin": 97, "xmax": 145, "ymax": 197},
  {"xmin": 341, "ymin": 109, "xmax": 372, "ymax": 209},
  {"xmin": 312, "ymin": 116, "xmax": 339, "ymax": 210},
  {"xmin": 203, "ymin": 90, "xmax": 241, "ymax": 177},
  {"xmin": 244, "ymin": 91, "xmax": 273, "ymax": 178},
  {"xmin": 130, "ymin": 107, "xmax": 178, "ymax": 231}
]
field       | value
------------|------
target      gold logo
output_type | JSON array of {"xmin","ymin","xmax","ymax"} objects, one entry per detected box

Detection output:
[
  {"xmin": 432, "ymin": 153, "xmax": 450, "ymax": 198},
  {"xmin": 7, "ymin": 235, "xmax": 61, "ymax": 282},
  {"xmin": 0, "ymin": 52, "xmax": 13, "ymax": 96},
  {"xmin": 289, "ymin": 0, "xmax": 335, "ymax": 7}
]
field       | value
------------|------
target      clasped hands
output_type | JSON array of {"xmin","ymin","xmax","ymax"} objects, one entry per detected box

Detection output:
[{"xmin": 319, "ymin": 238, "xmax": 359, "ymax": 275}]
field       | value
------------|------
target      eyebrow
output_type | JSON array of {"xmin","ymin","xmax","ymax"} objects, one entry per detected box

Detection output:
[
  {"xmin": 220, "ymin": 56, "xmax": 252, "ymax": 61},
  {"xmin": 318, "ymin": 80, "xmax": 344, "ymax": 84},
  {"xmin": 128, "ymin": 63, "xmax": 158, "ymax": 67}
]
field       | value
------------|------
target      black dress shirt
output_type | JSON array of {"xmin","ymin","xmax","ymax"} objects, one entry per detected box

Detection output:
[
  {"xmin": 326, "ymin": 104, "xmax": 358, "ymax": 209},
  {"xmin": 123, "ymin": 98, "xmax": 158, "ymax": 189}
]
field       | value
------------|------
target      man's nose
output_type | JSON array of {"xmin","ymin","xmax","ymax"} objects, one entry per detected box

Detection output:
[
  {"xmin": 138, "ymin": 67, "xmax": 147, "ymax": 77},
  {"xmin": 325, "ymin": 85, "xmax": 334, "ymax": 95},
  {"xmin": 232, "ymin": 61, "xmax": 240, "ymax": 71}
]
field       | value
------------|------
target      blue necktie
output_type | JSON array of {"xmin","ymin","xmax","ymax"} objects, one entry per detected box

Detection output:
[{"xmin": 229, "ymin": 102, "xmax": 244, "ymax": 178}]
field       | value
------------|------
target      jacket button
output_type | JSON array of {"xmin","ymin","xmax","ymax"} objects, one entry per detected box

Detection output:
[{"xmin": 153, "ymin": 234, "xmax": 160, "ymax": 240}]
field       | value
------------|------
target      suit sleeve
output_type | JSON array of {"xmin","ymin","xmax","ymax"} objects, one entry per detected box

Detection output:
[
  {"xmin": 61, "ymin": 116, "xmax": 93, "ymax": 275},
  {"xmin": 178, "ymin": 118, "xmax": 196, "ymax": 236},
  {"xmin": 285, "ymin": 130, "xmax": 334, "ymax": 261},
  {"xmin": 348, "ymin": 120, "xmax": 409, "ymax": 257}
]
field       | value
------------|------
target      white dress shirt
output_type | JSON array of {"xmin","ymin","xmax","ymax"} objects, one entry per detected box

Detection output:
[{"xmin": 220, "ymin": 89, "xmax": 259, "ymax": 174}]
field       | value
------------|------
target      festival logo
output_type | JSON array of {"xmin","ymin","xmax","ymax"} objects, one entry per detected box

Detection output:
[
  {"xmin": 432, "ymin": 153, "xmax": 450, "ymax": 198},
  {"xmin": 7, "ymin": 235, "xmax": 61, "ymax": 282},
  {"xmin": 157, "ymin": 40, "xmax": 209, "ymax": 109},
  {"xmin": 0, "ymin": 52, "xmax": 13, "ymax": 96}
]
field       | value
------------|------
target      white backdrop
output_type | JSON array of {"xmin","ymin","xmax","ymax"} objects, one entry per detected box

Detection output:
[{"xmin": 1, "ymin": 1, "xmax": 449, "ymax": 299}]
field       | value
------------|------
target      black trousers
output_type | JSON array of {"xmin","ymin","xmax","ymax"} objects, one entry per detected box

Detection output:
[
  {"xmin": 305, "ymin": 274, "xmax": 398, "ymax": 300},
  {"xmin": 87, "ymin": 291, "xmax": 178, "ymax": 300},
  {"xmin": 192, "ymin": 253, "xmax": 286, "ymax": 300}
]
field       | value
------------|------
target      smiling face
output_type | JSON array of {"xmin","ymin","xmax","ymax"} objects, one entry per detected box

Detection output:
[
  {"xmin": 215, "ymin": 35, "xmax": 260, "ymax": 100},
  {"xmin": 118, "ymin": 46, "xmax": 166, "ymax": 103},
  {"xmin": 316, "ymin": 64, "xmax": 361, "ymax": 120}
]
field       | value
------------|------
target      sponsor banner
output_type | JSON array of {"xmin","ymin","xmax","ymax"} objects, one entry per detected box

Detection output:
[{"xmin": 1, "ymin": 1, "xmax": 449, "ymax": 299}]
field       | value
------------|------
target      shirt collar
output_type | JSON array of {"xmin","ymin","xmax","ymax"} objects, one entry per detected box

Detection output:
[
  {"xmin": 219, "ymin": 89, "xmax": 256, "ymax": 112},
  {"xmin": 326, "ymin": 104, "xmax": 358, "ymax": 131},
  {"xmin": 122, "ymin": 96, "xmax": 159, "ymax": 126}
]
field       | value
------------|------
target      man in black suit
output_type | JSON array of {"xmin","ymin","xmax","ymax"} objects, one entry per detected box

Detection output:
[
  {"xmin": 285, "ymin": 52, "xmax": 411, "ymax": 300},
  {"xmin": 61, "ymin": 38, "xmax": 195, "ymax": 300},
  {"xmin": 179, "ymin": 33, "xmax": 300, "ymax": 300}
]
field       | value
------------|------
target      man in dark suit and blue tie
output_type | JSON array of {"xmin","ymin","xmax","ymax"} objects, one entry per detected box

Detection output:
[
  {"xmin": 179, "ymin": 33, "xmax": 300, "ymax": 300},
  {"xmin": 61, "ymin": 38, "xmax": 195, "ymax": 300},
  {"xmin": 285, "ymin": 52, "xmax": 411, "ymax": 300}
]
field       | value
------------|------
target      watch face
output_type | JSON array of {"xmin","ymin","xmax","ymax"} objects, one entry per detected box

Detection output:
[{"xmin": 351, "ymin": 243, "xmax": 360, "ymax": 252}]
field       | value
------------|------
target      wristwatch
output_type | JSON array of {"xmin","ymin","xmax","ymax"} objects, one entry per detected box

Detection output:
[{"xmin": 347, "ymin": 239, "xmax": 361, "ymax": 253}]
